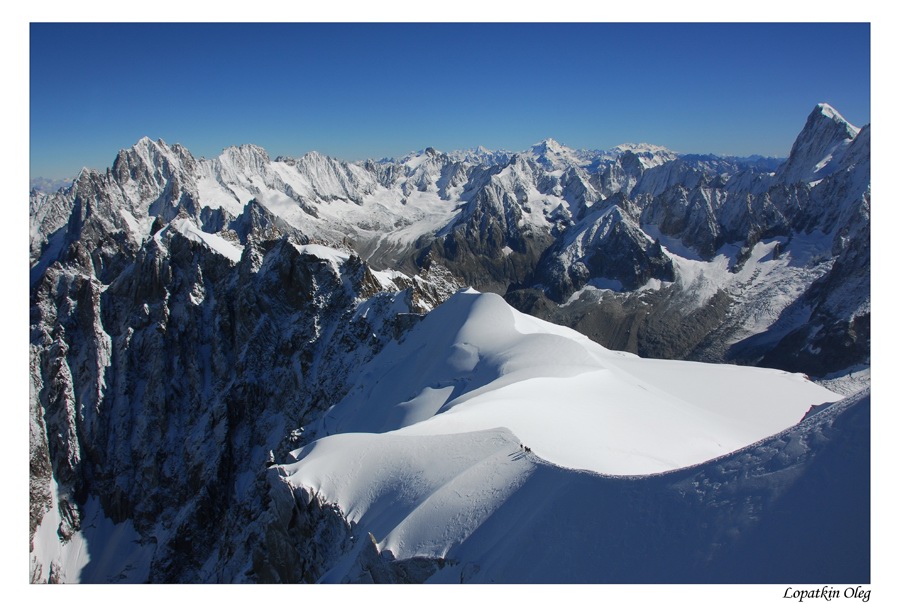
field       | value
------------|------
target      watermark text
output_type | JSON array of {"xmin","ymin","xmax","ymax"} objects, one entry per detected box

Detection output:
[{"xmin": 783, "ymin": 586, "xmax": 871, "ymax": 603}]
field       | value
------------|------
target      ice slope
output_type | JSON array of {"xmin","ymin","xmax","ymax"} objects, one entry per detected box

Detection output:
[{"xmin": 281, "ymin": 290, "xmax": 843, "ymax": 573}]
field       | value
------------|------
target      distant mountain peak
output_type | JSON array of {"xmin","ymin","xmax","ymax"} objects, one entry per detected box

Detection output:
[
  {"xmin": 776, "ymin": 103, "xmax": 862, "ymax": 183},
  {"xmin": 610, "ymin": 143, "xmax": 675, "ymax": 156},
  {"xmin": 221, "ymin": 143, "xmax": 271, "ymax": 160},
  {"xmin": 535, "ymin": 137, "xmax": 561, "ymax": 147},
  {"xmin": 526, "ymin": 138, "xmax": 584, "ymax": 170},
  {"xmin": 300, "ymin": 149, "xmax": 327, "ymax": 161},
  {"xmin": 530, "ymin": 138, "xmax": 568, "ymax": 155},
  {"xmin": 816, "ymin": 102, "xmax": 838, "ymax": 116},
  {"xmin": 132, "ymin": 136, "xmax": 169, "ymax": 152},
  {"xmin": 811, "ymin": 102, "xmax": 860, "ymax": 137}
]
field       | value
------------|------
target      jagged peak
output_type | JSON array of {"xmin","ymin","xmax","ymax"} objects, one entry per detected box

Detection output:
[
  {"xmin": 301, "ymin": 149, "xmax": 329, "ymax": 161},
  {"xmin": 806, "ymin": 103, "xmax": 860, "ymax": 138},
  {"xmin": 776, "ymin": 103, "xmax": 864, "ymax": 183},
  {"xmin": 72, "ymin": 166, "xmax": 113, "ymax": 192},
  {"xmin": 816, "ymin": 102, "xmax": 839, "ymax": 119},
  {"xmin": 529, "ymin": 138, "xmax": 568, "ymax": 154},
  {"xmin": 292, "ymin": 150, "xmax": 352, "ymax": 175},
  {"xmin": 236, "ymin": 142, "xmax": 269, "ymax": 154},
  {"xmin": 220, "ymin": 143, "xmax": 271, "ymax": 163},
  {"xmin": 109, "ymin": 137, "xmax": 198, "ymax": 185},
  {"xmin": 610, "ymin": 142, "xmax": 676, "ymax": 156},
  {"xmin": 392, "ymin": 147, "xmax": 447, "ymax": 170},
  {"xmin": 445, "ymin": 145, "xmax": 513, "ymax": 165},
  {"xmin": 524, "ymin": 138, "xmax": 586, "ymax": 171},
  {"xmin": 410, "ymin": 146, "xmax": 442, "ymax": 157},
  {"xmin": 116, "ymin": 137, "xmax": 181, "ymax": 168},
  {"xmin": 131, "ymin": 136, "xmax": 169, "ymax": 153}
]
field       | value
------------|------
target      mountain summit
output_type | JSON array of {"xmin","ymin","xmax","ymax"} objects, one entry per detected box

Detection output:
[{"xmin": 776, "ymin": 102, "xmax": 861, "ymax": 183}]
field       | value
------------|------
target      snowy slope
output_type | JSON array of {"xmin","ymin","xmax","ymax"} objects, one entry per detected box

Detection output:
[
  {"xmin": 417, "ymin": 389, "xmax": 868, "ymax": 584},
  {"xmin": 279, "ymin": 290, "xmax": 843, "ymax": 577},
  {"xmin": 305, "ymin": 290, "xmax": 838, "ymax": 475},
  {"xmin": 31, "ymin": 482, "xmax": 153, "ymax": 583}
]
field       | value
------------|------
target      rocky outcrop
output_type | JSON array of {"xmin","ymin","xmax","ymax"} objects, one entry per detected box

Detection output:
[
  {"xmin": 529, "ymin": 197, "xmax": 674, "ymax": 301},
  {"xmin": 506, "ymin": 105, "xmax": 869, "ymax": 376},
  {"xmin": 29, "ymin": 191, "xmax": 460, "ymax": 581}
]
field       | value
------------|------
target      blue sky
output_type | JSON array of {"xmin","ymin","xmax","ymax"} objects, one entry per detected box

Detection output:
[{"xmin": 30, "ymin": 22, "xmax": 870, "ymax": 179}]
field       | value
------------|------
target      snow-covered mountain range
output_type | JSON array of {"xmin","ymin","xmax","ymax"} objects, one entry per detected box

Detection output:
[{"xmin": 29, "ymin": 103, "xmax": 870, "ymax": 583}]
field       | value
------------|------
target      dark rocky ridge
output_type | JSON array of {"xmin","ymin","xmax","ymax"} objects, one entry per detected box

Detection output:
[{"xmin": 30, "ymin": 203, "xmax": 461, "ymax": 580}]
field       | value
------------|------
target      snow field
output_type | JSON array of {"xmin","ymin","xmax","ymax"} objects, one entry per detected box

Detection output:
[{"xmin": 282, "ymin": 289, "xmax": 843, "ymax": 570}]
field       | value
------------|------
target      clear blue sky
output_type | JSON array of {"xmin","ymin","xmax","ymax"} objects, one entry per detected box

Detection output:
[{"xmin": 30, "ymin": 22, "xmax": 871, "ymax": 179}]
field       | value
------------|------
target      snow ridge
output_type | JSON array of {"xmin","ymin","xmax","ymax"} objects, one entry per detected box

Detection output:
[{"xmin": 276, "ymin": 293, "xmax": 858, "ymax": 581}]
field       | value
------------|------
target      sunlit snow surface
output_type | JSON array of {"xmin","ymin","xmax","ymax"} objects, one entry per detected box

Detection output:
[
  {"xmin": 170, "ymin": 218, "xmax": 244, "ymax": 263},
  {"xmin": 281, "ymin": 289, "xmax": 842, "ymax": 568}
]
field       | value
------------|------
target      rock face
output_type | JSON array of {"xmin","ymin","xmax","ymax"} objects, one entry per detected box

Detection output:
[
  {"xmin": 529, "ymin": 198, "xmax": 675, "ymax": 300},
  {"xmin": 28, "ymin": 103, "xmax": 869, "ymax": 582},
  {"xmin": 508, "ymin": 104, "xmax": 869, "ymax": 374},
  {"xmin": 29, "ymin": 168, "xmax": 461, "ymax": 580}
]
